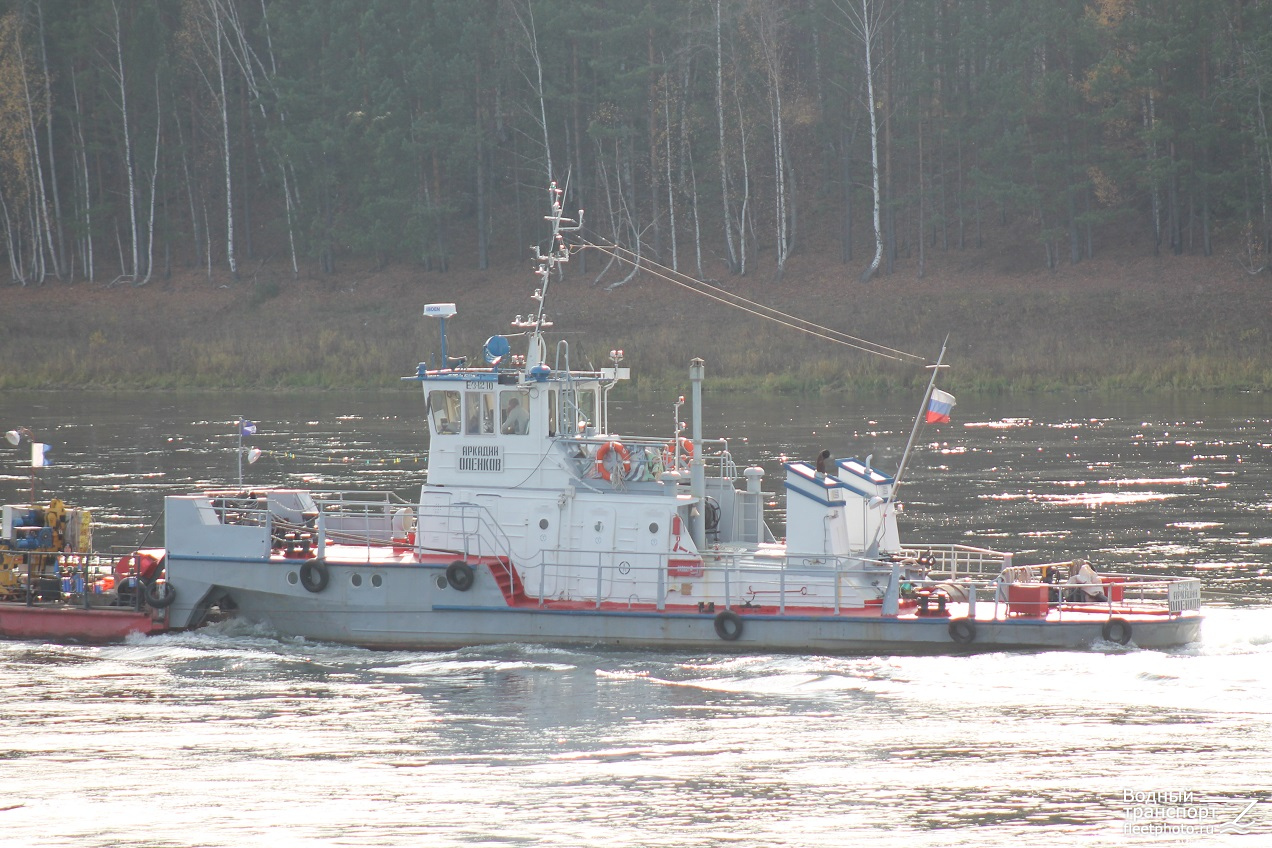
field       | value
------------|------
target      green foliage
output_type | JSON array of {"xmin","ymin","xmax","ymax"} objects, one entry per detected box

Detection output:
[{"xmin": 4, "ymin": 0, "xmax": 1272, "ymax": 287}]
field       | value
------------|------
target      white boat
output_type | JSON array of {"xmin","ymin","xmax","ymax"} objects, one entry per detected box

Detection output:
[{"xmin": 161, "ymin": 186, "xmax": 1202, "ymax": 652}]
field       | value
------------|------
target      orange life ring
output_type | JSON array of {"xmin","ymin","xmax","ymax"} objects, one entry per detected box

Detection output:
[
  {"xmin": 664, "ymin": 437, "xmax": 694, "ymax": 467},
  {"xmin": 596, "ymin": 441, "xmax": 632, "ymax": 481}
]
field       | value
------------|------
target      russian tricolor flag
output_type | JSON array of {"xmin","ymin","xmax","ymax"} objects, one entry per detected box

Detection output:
[
  {"xmin": 926, "ymin": 389, "xmax": 956, "ymax": 424},
  {"xmin": 31, "ymin": 443, "xmax": 52, "ymax": 467}
]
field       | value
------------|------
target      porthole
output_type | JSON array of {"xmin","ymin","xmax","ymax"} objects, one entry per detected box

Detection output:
[
  {"xmin": 287, "ymin": 571, "xmax": 299, "ymax": 585},
  {"xmin": 648, "ymin": 522, "xmax": 659, "ymax": 534},
  {"xmin": 371, "ymin": 574, "xmax": 383, "ymax": 588},
  {"xmin": 351, "ymin": 573, "xmax": 363, "ymax": 587},
  {"xmin": 539, "ymin": 518, "xmax": 550, "ymax": 530},
  {"xmin": 435, "ymin": 575, "xmax": 448, "ymax": 590}
]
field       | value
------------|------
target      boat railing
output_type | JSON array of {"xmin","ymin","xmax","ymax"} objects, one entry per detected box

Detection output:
[
  {"xmin": 899, "ymin": 543, "xmax": 1014, "ymax": 578},
  {"xmin": 424, "ymin": 501, "xmax": 517, "ymax": 577},
  {"xmin": 311, "ymin": 490, "xmax": 413, "ymax": 508},
  {"xmin": 517, "ymin": 546, "xmax": 892, "ymax": 613},
  {"xmin": 0, "ymin": 549, "xmax": 152, "ymax": 611},
  {"xmin": 506, "ymin": 541, "xmax": 1202, "ymax": 619},
  {"xmin": 895, "ymin": 568, "xmax": 1203, "ymax": 620},
  {"xmin": 557, "ymin": 436, "xmax": 739, "ymax": 482}
]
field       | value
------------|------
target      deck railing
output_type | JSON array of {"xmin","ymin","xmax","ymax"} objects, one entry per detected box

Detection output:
[
  {"xmin": 0, "ymin": 549, "xmax": 151, "ymax": 611},
  {"xmin": 194, "ymin": 491, "xmax": 1203, "ymax": 619}
]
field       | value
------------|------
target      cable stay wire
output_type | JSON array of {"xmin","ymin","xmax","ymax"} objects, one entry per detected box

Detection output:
[{"xmin": 576, "ymin": 234, "xmax": 929, "ymax": 365}]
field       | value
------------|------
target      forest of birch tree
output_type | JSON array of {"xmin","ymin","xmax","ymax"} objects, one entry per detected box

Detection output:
[{"xmin": 3, "ymin": 0, "xmax": 1272, "ymax": 289}]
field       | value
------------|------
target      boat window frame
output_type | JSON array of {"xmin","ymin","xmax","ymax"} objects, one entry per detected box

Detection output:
[
  {"xmin": 500, "ymin": 389, "xmax": 531, "ymax": 435},
  {"xmin": 465, "ymin": 390, "xmax": 495, "ymax": 435},
  {"xmin": 428, "ymin": 390, "xmax": 461, "ymax": 436}
]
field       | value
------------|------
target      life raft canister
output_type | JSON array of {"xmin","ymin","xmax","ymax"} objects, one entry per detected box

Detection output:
[{"xmin": 595, "ymin": 441, "xmax": 632, "ymax": 482}]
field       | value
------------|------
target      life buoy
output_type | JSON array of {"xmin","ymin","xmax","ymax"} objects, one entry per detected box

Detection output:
[
  {"xmin": 299, "ymin": 558, "xmax": 330, "ymax": 593},
  {"xmin": 948, "ymin": 618, "xmax": 976, "ymax": 644},
  {"xmin": 664, "ymin": 437, "xmax": 694, "ymax": 468},
  {"xmin": 1102, "ymin": 617, "xmax": 1132, "ymax": 645},
  {"xmin": 595, "ymin": 441, "xmax": 632, "ymax": 482},
  {"xmin": 446, "ymin": 560, "xmax": 475, "ymax": 592},
  {"xmin": 714, "ymin": 609, "xmax": 743, "ymax": 641},
  {"xmin": 145, "ymin": 581, "xmax": 177, "ymax": 609}
]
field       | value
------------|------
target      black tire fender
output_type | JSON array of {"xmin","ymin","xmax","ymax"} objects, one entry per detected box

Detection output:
[
  {"xmin": 713, "ymin": 609, "xmax": 743, "ymax": 641},
  {"xmin": 299, "ymin": 558, "xmax": 330, "ymax": 594},
  {"xmin": 948, "ymin": 617, "xmax": 976, "ymax": 645},
  {"xmin": 145, "ymin": 580, "xmax": 177, "ymax": 609},
  {"xmin": 446, "ymin": 560, "xmax": 475, "ymax": 592},
  {"xmin": 1102, "ymin": 617, "xmax": 1132, "ymax": 646}
]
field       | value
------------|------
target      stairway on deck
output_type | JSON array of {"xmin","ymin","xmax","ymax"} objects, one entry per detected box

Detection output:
[{"xmin": 487, "ymin": 557, "xmax": 531, "ymax": 606}]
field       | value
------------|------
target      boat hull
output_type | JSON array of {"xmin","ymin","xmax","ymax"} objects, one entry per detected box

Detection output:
[
  {"xmin": 167, "ymin": 558, "xmax": 1201, "ymax": 653},
  {"xmin": 0, "ymin": 603, "xmax": 167, "ymax": 643}
]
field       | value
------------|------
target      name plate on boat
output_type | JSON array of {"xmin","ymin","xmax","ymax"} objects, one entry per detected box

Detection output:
[
  {"xmin": 459, "ymin": 444, "xmax": 503, "ymax": 472},
  {"xmin": 1167, "ymin": 579, "xmax": 1202, "ymax": 612}
]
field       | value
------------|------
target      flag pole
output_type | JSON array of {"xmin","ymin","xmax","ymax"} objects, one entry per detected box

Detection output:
[
  {"xmin": 237, "ymin": 417, "xmax": 244, "ymax": 489},
  {"xmin": 888, "ymin": 335, "xmax": 949, "ymax": 507}
]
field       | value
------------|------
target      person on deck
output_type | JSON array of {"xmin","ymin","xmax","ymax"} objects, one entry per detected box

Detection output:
[
  {"xmin": 814, "ymin": 449, "xmax": 832, "ymax": 476},
  {"xmin": 502, "ymin": 397, "xmax": 530, "ymax": 434}
]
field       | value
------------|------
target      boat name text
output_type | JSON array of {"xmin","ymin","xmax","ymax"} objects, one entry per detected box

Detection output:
[{"xmin": 459, "ymin": 444, "xmax": 503, "ymax": 472}]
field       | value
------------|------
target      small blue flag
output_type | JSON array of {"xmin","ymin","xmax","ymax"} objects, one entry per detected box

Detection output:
[{"xmin": 240, "ymin": 420, "xmax": 257, "ymax": 437}]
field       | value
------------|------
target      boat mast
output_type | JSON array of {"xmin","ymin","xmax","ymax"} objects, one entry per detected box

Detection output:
[
  {"xmin": 516, "ymin": 181, "xmax": 583, "ymax": 370},
  {"xmin": 888, "ymin": 335, "xmax": 949, "ymax": 508}
]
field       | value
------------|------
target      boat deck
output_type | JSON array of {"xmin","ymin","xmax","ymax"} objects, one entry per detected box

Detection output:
[{"xmin": 299, "ymin": 545, "xmax": 1190, "ymax": 627}]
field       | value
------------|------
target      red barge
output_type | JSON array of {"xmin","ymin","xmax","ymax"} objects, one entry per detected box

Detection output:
[{"xmin": 1, "ymin": 500, "xmax": 171, "ymax": 642}]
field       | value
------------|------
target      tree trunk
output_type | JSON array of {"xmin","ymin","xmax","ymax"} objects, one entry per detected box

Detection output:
[
  {"xmin": 16, "ymin": 23, "xmax": 53, "ymax": 282},
  {"xmin": 214, "ymin": 6, "xmax": 237, "ymax": 278},
  {"xmin": 859, "ymin": 0, "xmax": 883, "ymax": 283},
  {"xmin": 647, "ymin": 29, "xmax": 661, "ymax": 261},
  {"xmin": 36, "ymin": 3, "xmax": 65, "ymax": 279},
  {"xmin": 142, "ymin": 77, "xmax": 161, "ymax": 285},
  {"xmin": 71, "ymin": 67, "xmax": 93, "ymax": 283},
  {"xmin": 716, "ymin": 0, "xmax": 739, "ymax": 274},
  {"xmin": 917, "ymin": 110, "xmax": 925, "ymax": 279},
  {"xmin": 111, "ymin": 0, "xmax": 138, "ymax": 281},
  {"xmin": 664, "ymin": 71, "xmax": 677, "ymax": 272}
]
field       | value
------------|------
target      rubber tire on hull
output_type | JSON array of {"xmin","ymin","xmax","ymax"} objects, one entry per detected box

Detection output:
[
  {"xmin": 714, "ymin": 609, "xmax": 743, "ymax": 641},
  {"xmin": 446, "ymin": 561, "xmax": 475, "ymax": 592},
  {"xmin": 1102, "ymin": 617, "xmax": 1133, "ymax": 645},
  {"xmin": 299, "ymin": 558, "xmax": 330, "ymax": 593},
  {"xmin": 145, "ymin": 580, "xmax": 177, "ymax": 609},
  {"xmin": 948, "ymin": 618, "xmax": 976, "ymax": 645}
]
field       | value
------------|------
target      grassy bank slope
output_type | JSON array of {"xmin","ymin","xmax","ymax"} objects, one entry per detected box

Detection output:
[{"xmin": 2, "ymin": 245, "xmax": 1268, "ymax": 393}]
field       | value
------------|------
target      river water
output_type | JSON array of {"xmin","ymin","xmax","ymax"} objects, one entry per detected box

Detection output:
[{"xmin": 1, "ymin": 389, "xmax": 1270, "ymax": 847}]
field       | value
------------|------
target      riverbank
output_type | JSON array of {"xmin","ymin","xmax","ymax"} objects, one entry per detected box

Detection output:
[{"xmin": 3, "ymin": 243, "xmax": 1268, "ymax": 393}]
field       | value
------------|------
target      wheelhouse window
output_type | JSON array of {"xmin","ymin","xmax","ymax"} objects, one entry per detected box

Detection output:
[
  {"xmin": 465, "ymin": 391, "xmax": 495, "ymax": 435},
  {"xmin": 429, "ymin": 390, "xmax": 460, "ymax": 435},
  {"xmin": 575, "ymin": 388, "xmax": 598, "ymax": 433},
  {"xmin": 500, "ymin": 390, "xmax": 531, "ymax": 435}
]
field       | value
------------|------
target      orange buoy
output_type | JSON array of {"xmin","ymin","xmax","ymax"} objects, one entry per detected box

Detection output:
[{"xmin": 595, "ymin": 441, "xmax": 632, "ymax": 481}]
